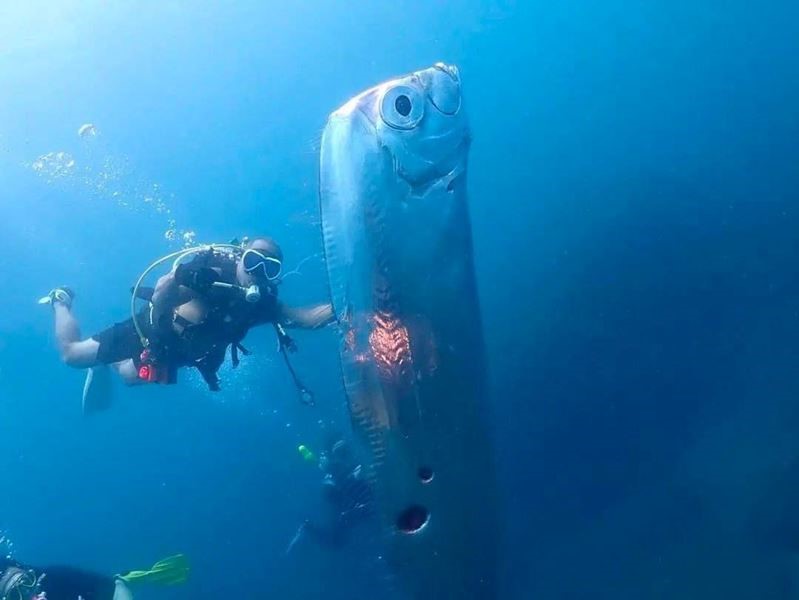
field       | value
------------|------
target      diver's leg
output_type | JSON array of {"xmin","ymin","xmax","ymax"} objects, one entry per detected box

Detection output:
[
  {"xmin": 53, "ymin": 303, "xmax": 100, "ymax": 368},
  {"xmin": 111, "ymin": 359, "xmax": 146, "ymax": 386},
  {"xmin": 82, "ymin": 361, "xmax": 142, "ymax": 416}
]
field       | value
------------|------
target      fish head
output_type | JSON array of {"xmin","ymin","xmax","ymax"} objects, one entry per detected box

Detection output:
[{"xmin": 335, "ymin": 62, "xmax": 469, "ymax": 194}]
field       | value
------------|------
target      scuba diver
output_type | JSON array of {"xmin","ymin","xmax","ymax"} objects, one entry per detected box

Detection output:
[
  {"xmin": 286, "ymin": 437, "xmax": 375, "ymax": 554},
  {"xmin": 0, "ymin": 553, "xmax": 188, "ymax": 600},
  {"xmin": 41, "ymin": 237, "xmax": 333, "ymax": 410}
]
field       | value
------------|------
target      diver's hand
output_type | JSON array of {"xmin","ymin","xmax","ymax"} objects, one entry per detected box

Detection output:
[
  {"xmin": 283, "ymin": 334, "xmax": 298, "ymax": 353},
  {"xmin": 174, "ymin": 264, "xmax": 220, "ymax": 291}
]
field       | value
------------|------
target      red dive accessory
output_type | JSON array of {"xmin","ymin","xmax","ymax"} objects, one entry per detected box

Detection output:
[{"xmin": 138, "ymin": 348, "xmax": 172, "ymax": 384}]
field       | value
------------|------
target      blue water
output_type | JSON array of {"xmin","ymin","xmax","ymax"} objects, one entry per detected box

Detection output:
[{"xmin": 2, "ymin": 2, "xmax": 799, "ymax": 598}]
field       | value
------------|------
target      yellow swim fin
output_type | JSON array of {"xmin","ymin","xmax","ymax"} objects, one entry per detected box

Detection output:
[{"xmin": 117, "ymin": 554, "xmax": 190, "ymax": 586}]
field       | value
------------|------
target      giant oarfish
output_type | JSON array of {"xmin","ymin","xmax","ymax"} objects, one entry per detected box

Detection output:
[{"xmin": 319, "ymin": 63, "xmax": 499, "ymax": 599}]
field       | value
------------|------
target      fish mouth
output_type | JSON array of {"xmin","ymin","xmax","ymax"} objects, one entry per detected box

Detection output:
[{"xmin": 393, "ymin": 143, "xmax": 469, "ymax": 194}]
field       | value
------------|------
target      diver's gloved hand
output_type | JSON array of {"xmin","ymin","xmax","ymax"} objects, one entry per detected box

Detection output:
[{"xmin": 174, "ymin": 264, "xmax": 220, "ymax": 291}]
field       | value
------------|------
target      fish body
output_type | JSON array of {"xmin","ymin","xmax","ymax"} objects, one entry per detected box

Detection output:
[{"xmin": 319, "ymin": 63, "xmax": 499, "ymax": 599}]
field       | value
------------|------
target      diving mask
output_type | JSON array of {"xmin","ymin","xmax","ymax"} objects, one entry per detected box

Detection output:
[{"xmin": 242, "ymin": 249, "xmax": 282, "ymax": 281}]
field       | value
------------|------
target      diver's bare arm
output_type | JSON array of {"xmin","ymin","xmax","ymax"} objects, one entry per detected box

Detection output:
[
  {"xmin": 150, "ymin": 272, "xmax": 192, "ymax": 325},
  {"xmin": 277, "ymin": 302, "xmax": 335, "ymax": 330}
]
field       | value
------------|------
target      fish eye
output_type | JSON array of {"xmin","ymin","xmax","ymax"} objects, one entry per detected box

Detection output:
[
  {"xmin": 395, "ymin": 94, "xmax": 412, "ymax": 116},
  {"xmin": 380, "ymin": 84, "xmax": 424, "ymax": 130}
]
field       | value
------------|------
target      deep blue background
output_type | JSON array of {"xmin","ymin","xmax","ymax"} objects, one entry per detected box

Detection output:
[{"xmin": 2, "ymin": 1, "xmax": 799, "ymax": 598}]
